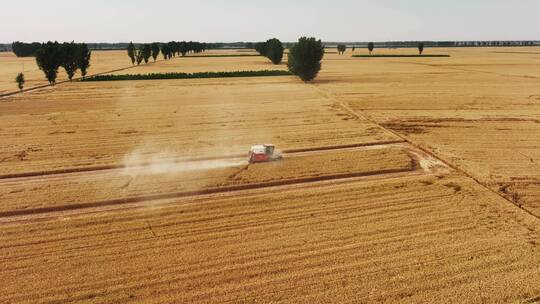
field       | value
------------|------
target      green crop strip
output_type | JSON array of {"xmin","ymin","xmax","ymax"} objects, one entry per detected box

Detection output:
[{"xmin": 82, "ymin": 70, "xmax": 292, "ymax": 81}]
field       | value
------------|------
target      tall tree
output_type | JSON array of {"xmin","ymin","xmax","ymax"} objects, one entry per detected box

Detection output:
[
  {"xmin": 418, "ymin": 42, "xmax": 425, "ymax": 55},
  {"xmin": 161, "ymin": 43, "xmax": 171, "ymax": 59},
  {"xmin": 187, "ymin": 41, "xmax": 194, "ymax": 54},
  {"xmin": 135, "ymin": 48, "xmax": 144, "ymax": 65},
  {"xmin": 76, "ymin": 43, "xmax": 91, "ymax": 79},
  {"xmin": 16, "ymin": 73, "xmax": 25, "ymax": 91},
  {"xmin": 287, "ymin": 37, "xmax": 325, "ymax": 81},
  {"xmin": 265, "ymin": 38, "xmax": 284, "ymax": 64},
  {"xmin": 255, "ymin": 42, "xmax": 267, "ymax": 56},
  {"xmin": 35, "ymin": 41, "xmax": 63, "ymax": 84},
  {"xmin": 168, "ymin": 42, "xmax": 176, "ymax": 57},
  {"xmin": 368, "ymin": 42, "xmax": 374, "ymax": 55},
  {"xmin": 337, "ymin": 44, "xmax": 346, "ymax": 55},
  {"xmin": 61, "ymin": 42, "xmax": 78, "ymax": 81},
  {"xmin": 179, "ymin": 41, "xmax": 189, "ymax": 56},
  {"xmin": 142, "ymin": 44, "xmax": 152, "ymax": 64},
  {"xmin": 151, "ymin": 43, "xmax": 160, "ymax": 61},
  {"xmin": 127, "ymin": 42, "xmax": 136, "ymax": 65}
]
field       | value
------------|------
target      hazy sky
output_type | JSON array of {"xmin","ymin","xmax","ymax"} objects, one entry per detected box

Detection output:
[{"xmin": 2, "ymin": 0, "xmax": 539, "ymax": 43}]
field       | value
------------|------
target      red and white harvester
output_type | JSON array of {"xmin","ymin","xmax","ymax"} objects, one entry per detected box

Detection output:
[{"xmin": 248, "ymin": 144, "xmax": 282, "ymax": 164}]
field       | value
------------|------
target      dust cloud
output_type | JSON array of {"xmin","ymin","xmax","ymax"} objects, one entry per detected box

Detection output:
[{"xmin": 121, "ymin": 148, "xmax": 247, "ymax": 178}]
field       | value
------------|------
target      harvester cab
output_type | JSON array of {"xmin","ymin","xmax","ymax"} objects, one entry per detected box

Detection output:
[{"xmin": 249, "ymin": 144, "xmax": 282, "ymax": 164}]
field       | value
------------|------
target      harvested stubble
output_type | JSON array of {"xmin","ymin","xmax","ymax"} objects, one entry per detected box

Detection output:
[
  {"xmin": 0, "ymin": 77, "xmax": 397, "ymax": 176},
  {"xmin": 1, "ymin": 47, "xmax": 540, "ymax": 303},
  {"xmin": 318, "ymin": 47, "xmax": 540, "ymax": 217},
  {"xmin": 0, "ymin": 148, "xmax": 412, "ymax": 214},
  {"xmin": 0, "ymin": 174, "xmax": 539, "ymax": 303}
]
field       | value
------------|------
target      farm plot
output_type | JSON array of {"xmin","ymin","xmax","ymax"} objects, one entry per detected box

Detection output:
[
  {"xmin": 0, "ymin": 76, "xmax": 398, "ymax": 176},
  {"xmin": 411, "ymin": 47, "xmax": 540, "ymax": 78},
  {"xmin": 107, "ymin": 53, "xmax": 286, "ymax": 75},
  {"xmin": 0, "ymin": 173, "xmax": 539, "ymax": 303},
  {"xmin": 0, "ymin": 51, "xmax": 133, "ymax": 95},
  {"xmin": 316, "ymin": 47, "xmax": 540, "ymax": 217},
  {"xmin": 0, "ymin": 147, "xmax": 414, "ymax": 215}
]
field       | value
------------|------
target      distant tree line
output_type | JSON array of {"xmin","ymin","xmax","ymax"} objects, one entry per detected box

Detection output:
[
  {"xmin": 33, "ymin": 41, "xmax": 92, "ymax": 84},
  {"xmin": 92, "ymin": 40, "xmax": 540, "ymax": 49},
  {"xmin": 333, "ymin": 41, "xmax": 540, "ymax": 49},
  {"xmin": 126, "ymin": 41, "xmax": 208, "ymax": 64},
  {"xmin": 255, "ymin": 38, "xmax": 284, "ymax": 64},
  {"xmin": 86, "ymin": 42, "xmax": 258, "ymax": 50},
  {"xmin": 361, "ymin": 42, "xmax": 426, "ymax": 55},
  {"xmin": 8, "ymin": 40, "xmax": 540, "ymax": 56}
]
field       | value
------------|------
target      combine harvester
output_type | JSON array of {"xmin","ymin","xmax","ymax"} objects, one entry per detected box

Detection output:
[{"xmin": 249, "ymin": 144, "xmax": 282, "ymax": 164}]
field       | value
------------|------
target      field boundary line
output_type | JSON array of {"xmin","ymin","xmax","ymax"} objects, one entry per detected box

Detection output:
[
  {"xmin": 0, "ymin": 167, "xmax": 415, "ymax": 219},
  {"xmin": 0, "ymin": 171, "xmax": 429, "ymax": 225},
  {"xmin": 312, "ymin": 84, "xmax": 540, "ymax": 222}
]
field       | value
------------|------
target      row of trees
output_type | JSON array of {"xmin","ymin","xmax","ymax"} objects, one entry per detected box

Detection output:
[
  {"xmin": 34, "ymin": 42, "xmax": 92, "ymax": 84},
  {"xmin": 367, "ymin": 42, "xmax": 425, "ymax": 55},
  {"xmin": 121, "ymin": 37, "xmax": 324, "ymax": 81},
  {"xmin": 337, "ymin": 42, "xmax": 425, "ymax": 55},
  {"xmin": 127, "ymin": 43, "xmax": 153, "ymax": 65},
  {"xmin": 255, "ymin": 39, "xmax": 285, "ymax": 64},
  {"xmin": 12, "ymin": 37, "xmax": 323, "ymax": 86},
  {"xmin": 122, "ymin": 37, "xmax": 324, "ymax": 81},
  {"xmin": 162, "ymin": 41, "xmax": 207, "ymax": 58},
  {"xmin": 126, "ymin": 41, "xmax": 208, "ymax": 64}
]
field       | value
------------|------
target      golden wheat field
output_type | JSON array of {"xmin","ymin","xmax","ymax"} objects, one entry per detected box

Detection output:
[
  {"xmin": 1, "ymin": 47, "xmax": 540, "ymax": 303},
  {"xmin": 0, "ymin": 51, "xmax": 133, "ymax": 95}
]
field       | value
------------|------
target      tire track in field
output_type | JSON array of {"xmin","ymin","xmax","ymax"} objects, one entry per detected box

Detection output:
[
  {"xmin": 0, "ymin": 141, "xmax": 405, "ymax": 180},
  {"xmin": 0, "ymin": 188, "xmax": 477, "ymax": 301},
  {"xmin": 0, "ymin": 169, "xmax": 428, "ymax": 225},
  {"xmin": 0, "ymin": 167, "xmax": 412, "ymax": 219},
  {"xmin": 0, "ymin": 141, "xmax": 449, "ymax": 222}
]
